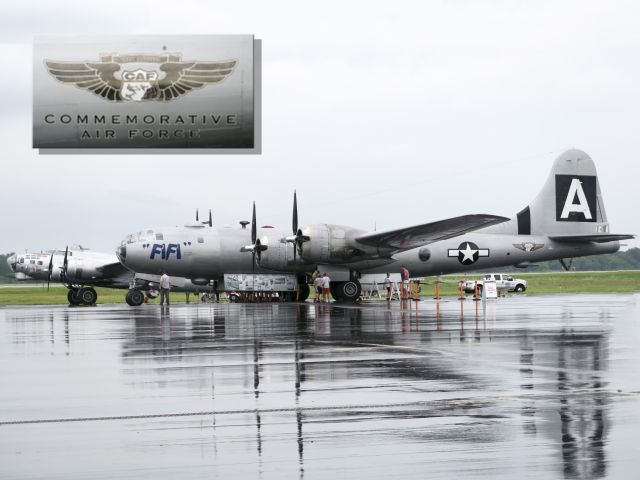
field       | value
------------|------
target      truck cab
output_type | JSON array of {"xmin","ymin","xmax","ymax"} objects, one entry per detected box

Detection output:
[{"xmin": 463, "ymin": 273, "xmax": 527, "ymax": 293}]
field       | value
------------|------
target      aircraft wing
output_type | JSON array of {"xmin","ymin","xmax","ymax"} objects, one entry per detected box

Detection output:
[
  {"xmin": 355, "ymin": 214, "xmax": 509, "ymax": 250},
  {"xmin": 96, "ymin": 262, "xmax": 131, "ymax": 277},
  {"xmin": 549, "ymin": 234, "xmax": 635, "ymax": 243}
]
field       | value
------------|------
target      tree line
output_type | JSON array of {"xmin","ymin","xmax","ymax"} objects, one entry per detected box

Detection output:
[{"xmin": 0, "ymin": 253, "xmax": 16, "ymax": 282}]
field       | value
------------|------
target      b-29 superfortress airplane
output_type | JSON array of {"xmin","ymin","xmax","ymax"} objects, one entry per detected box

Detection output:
[
  {"xmin": 117, "ymin": 149, "xmax": 634, "ymax": 302},
  {"xmin": 7, "ymin": 245, "xmax": 213, "ymax": 306}
]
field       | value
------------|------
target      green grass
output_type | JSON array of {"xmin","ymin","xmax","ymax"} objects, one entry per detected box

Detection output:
[
  {"xmin": 0, "ymin": 271, "xmax": 638, "ymax": 306},
  {"xmin": 417, "ymin": 270, "xmax": 640, "ymax": 297},
  {"xmin": 0, "ymin": 285, "xmax": 199, "ymax": 306}
]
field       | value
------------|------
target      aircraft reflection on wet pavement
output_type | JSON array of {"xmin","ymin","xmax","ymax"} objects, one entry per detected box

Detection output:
[{"xmin": 0, "ymin": 295, "xmax": 636, "ymax": 479}]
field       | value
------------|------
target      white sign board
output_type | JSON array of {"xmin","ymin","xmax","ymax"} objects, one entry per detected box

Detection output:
[
  {"xmin": 224, "ymin": 274, "xmax": 297, "ymax": 292},
  {"xmin": 483, "ymin": 280, "xmax": 498, "ymax": 299}
]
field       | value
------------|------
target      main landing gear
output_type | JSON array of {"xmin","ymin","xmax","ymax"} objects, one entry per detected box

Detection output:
[
  {"xmin": 67, "ymin": 287, "xmax": 98, "ymax": 306},
  {"xmin": 330, "ymin": 280, "xmax": 362, "ymax": 302},
  {"xmin": 298, "ymin": 284, "xmax": 310, "ymax": 302}
]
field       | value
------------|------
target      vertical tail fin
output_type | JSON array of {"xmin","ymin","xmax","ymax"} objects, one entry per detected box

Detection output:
[{"xmin": 517, "ymin": 149, "xmax": 611, "ymax": 237}]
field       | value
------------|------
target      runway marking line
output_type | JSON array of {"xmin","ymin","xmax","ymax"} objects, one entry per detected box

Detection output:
[{"xmin": 1, "ymin": 388, "xmax": 636, "ymax": 426}]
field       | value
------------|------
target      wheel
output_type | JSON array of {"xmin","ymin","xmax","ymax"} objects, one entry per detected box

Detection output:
[
  {"xmin": 283, "ymin": 291, "xmax": 295, "ymax": 302},
  {"xmin": 228, "ymin": 293, "xmax": 240, "ymax": 303},
  {"xmin": 332, "ymin": 280, "xmax": 362, "ymax": 302},
  {"xmin": 298, "ymin": 284, "xmax": 310, "ymax": 302},
  {"xmin": 67, "ymin": 288, "xmax": 81, "ymax": 305},
  {"xmin": 78, "ymin": 287, "xmax": 98, "ymax": 305},
  {"xmin": 126, "ymin": 289, "xmax": 145, "ymax": 306},
  {"xmin": 329, "ymin": 283, "xmax": 339, "ymax": 300},
  {"xmin": 514, "ymin": 284, "xmax": 526, "ymax": 292}
]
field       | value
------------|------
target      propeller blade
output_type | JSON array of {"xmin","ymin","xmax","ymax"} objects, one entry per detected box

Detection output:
[
  {"xmin": 208, "ymin": 209, "xmax": 212, "ymax": 227},
  {"xmin": 292, "ymin": 190, "xmax": 298, "ymax": 235},
  {"xmin": 240, "ymin": 203, "xmax": 268, "ymax": 261},
  {"xmin": 196, "ymin": 209, "xmax": 199, "ymax": 222},
  {"xmin": 251, "ymin": 202, "xmax": 257, "ymax": 245},
  {"xmin": 47, "ymin": 252, "xmax": 53, "ymax": 291},
  {"xmin": 62, "ymin": 246, "xmax": 68, "ymax": 283}
]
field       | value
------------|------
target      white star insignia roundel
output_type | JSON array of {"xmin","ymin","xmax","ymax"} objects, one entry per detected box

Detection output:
[{"xmin": 448, "ymin": 241, "xmax": 489, "ymax": 265}]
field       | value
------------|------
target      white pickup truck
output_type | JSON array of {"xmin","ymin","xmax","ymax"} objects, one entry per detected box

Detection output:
[{"xmin": 462, "ymin": 273, "xmax": 527, "ymax": 293}]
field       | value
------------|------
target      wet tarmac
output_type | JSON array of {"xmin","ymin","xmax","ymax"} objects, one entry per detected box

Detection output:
[{"xmin": 1, "ymin": 294, "xmax": 639, "ymax": 479}]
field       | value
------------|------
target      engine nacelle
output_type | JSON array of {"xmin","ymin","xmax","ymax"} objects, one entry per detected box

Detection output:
[
  {"xmin": 65, "ymin": 261, "xmax": 100, "ymax": 283},
  {"xmin": 298, "ymin": 224, "xmax": 373, "ymax": 264},
  {"xmin": 255, "ymin": 235, "xmax": 312, "ymax": 272},
  {"xmin": 257, "ymin": 224, "xmax": 380, "ymax": 271}
]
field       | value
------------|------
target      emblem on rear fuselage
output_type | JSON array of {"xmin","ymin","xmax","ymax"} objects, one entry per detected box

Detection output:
[
  {"xmin": 448, "ymin": 241, "xmax": 489, "ymax": 265},
  {"xmin": 513, "ymin": 242, "xmax": 544, "ymax": 252}
]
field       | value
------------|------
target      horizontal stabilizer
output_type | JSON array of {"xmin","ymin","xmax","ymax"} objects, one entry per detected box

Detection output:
[
  {"xmin": 356, "ymin": 214, "xmax": 509, "ymax": 250},
  {"xmin": 549, "ymin": 234, "xmax": 635, "ymax": 243}
]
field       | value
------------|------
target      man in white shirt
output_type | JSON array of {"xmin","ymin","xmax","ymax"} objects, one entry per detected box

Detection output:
[
  {"xmin": 159, "ymin": 271, "xmax": 171, "ymax": 306},
  {"xmin": 313, "ymin": 274, "xmax": 323, "ymax": 302},
  {"xmin": 321, "ymin": 272, "xmax": 331, "ymax": 302},
  {"xmin": 384, "ymin": 273, "xmax": 392, "ymax": 302}
]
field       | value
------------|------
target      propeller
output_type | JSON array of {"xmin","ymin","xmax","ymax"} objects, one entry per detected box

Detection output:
[
  {"xmin": 47, "ymin": 252, "xmax": 54, "ymax": 291},
  {"xmin": 283, "ymin": 190, "xmax": 310, "ymax": 261},
  {"xmin": 240, "ymin": 203, "xmax": 268, "ymax": 266},
  {"xmin": 195, "ymin": 209, "xmax": 199, "ymax": 222},
  {"xmin": 60, "ymin": 246, "xmax": 69, "ymax": 285}
]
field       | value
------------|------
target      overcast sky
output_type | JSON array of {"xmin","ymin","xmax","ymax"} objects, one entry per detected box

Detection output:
[{"xmin": 1, "ymin": 0, "xmax": 638, "ymax": 255}]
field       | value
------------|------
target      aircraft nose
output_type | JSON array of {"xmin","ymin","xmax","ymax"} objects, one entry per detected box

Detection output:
[{"xmin": 6, "ymin": 255, "xmax": 16, "ymax": 272}]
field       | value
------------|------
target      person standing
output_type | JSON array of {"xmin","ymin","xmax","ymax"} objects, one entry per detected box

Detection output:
[
  {"xmin": 160, "ymin": 270, "xmax": 171, "ymax": 306},
  {"xmin": 322, "ymin": 272, "xmax": 331, "ymax": 302},
  {"xmin": 212, "ymin": 279, "xmax": 220, "ymax": 303},
  {"xmin": 314, "ymin": 273, "xmax": 323, "ymax": 302},
  {"xmin": 400, "ymin": 265, "xmax": 410, "ymax": 299},
  {"xmin": 384, "ymin": 273, "xmax": 392, "ymax": 302}
]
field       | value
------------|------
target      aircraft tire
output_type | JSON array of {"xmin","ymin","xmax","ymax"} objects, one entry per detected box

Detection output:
[
  {"xmin": 79, "ymin": 287, "xmax": 98, "ymax": 305},
  {"xmin": 329, "ymin": 283, "xmax": 339, "ymax": 300},
  {"xmin": 67, "ymin": 289, "xmax": 82, "ymax": 305},
  {"xmin": 126, "ymin": 289, "xmax": 145, "ymax": 306},
  {"xmin": 332, "ymin": 280, "xmax": 361, "ymax": 303},
  {"xmin": 298, "ymin": 284, "xmax": 310, "ymax": 302},
  {"xmin": 283, "ymin": 292, "xmax": 295, "ymax": 302}
]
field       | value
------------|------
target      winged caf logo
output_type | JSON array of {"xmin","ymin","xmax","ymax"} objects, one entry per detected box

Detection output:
[
  {"xmin": 44, "ymin": 53, "xmax": 237, "ymax": 102},
  {"xmin": 513, "ymin": 242, "xmax": 544, "ymax": 252}
]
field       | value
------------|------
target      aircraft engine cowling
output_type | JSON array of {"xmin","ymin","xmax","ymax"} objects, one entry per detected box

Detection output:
[
  {"xmin": 64, "ymin": 263, "xmax": 99, "ymax": 283},
  {"xmin": 257, "ymin": 224, "xmax": 377, "ymax": 271},
  {"xmin": 298, "ymin": 224, "xmax": 373, "ymax": 264},
  {"xmin": 255, "ymin": 235, "xmax": 311, "ymax": 272}
]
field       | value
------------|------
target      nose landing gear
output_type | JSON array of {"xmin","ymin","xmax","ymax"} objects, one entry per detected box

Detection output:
[{"xmin": 125, "ymin": 289, "xmax": 145, "ymax": 306}]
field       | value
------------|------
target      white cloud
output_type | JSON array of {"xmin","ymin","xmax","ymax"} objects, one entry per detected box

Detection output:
[{"xmin": 0, "ymin": 0, "xmax": 638, "ymax": 252}]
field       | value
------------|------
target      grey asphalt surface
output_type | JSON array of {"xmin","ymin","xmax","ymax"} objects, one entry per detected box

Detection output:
[{"xmin": 1, "ymin": 294, "xmax": 639, "ymax": 479}]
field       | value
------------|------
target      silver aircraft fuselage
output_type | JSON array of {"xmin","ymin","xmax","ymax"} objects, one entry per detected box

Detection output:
[{"xmin": 117, "ymin": 224, "xmax": 619, "ymax": 281}]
